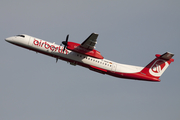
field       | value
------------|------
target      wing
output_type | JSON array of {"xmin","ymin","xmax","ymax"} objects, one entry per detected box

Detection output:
[{"xmin": 80, "ymin": 33, "xmax": 98, "ymax": 50}]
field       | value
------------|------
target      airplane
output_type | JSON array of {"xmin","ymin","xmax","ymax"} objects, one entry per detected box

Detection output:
[{"xmin": 5, "ymin": 33, "xmax": 174, "ymax": 82}]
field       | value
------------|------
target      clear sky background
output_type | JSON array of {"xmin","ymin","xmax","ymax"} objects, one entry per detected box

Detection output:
[{"xmin": 1, "ymin": 0, "xmax": 180, "ymax": 120}]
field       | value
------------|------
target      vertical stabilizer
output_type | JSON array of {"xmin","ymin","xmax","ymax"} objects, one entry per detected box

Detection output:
[{"xmin": 141, "ymin": 52, "xmax": 174, "ymax": 79}]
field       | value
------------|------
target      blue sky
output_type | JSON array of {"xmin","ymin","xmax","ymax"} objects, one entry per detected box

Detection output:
[{"xmin": 1, "ymin": 0, "xmax": 180, "ymax": 120}]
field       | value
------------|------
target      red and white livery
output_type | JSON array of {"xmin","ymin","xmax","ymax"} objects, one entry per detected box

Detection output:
[{"xmin": 5, "ymin": 33, "xmax": 174, "ymax": 82}]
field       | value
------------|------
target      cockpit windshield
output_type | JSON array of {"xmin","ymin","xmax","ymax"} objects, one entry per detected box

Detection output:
[{"xmin": 16, "ymin": 35, "xmax": 25, "ymax": 38}]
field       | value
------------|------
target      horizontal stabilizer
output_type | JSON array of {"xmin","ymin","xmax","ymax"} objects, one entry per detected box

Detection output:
[{"xmin": 156, "ymin": 52, "xmax": 174, "ymax": 61}]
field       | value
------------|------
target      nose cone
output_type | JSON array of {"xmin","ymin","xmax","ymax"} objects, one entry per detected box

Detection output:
[{"xmin": 5, "ymin": 37, "xmax": 14, "ymax": 43}]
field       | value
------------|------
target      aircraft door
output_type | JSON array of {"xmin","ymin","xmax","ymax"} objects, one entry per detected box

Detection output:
[
  {"xmin": 111, "ymin": 63, "xmax": 117, "ymax": 72},
  {"xmin": 27, "ymin": 36, "xmax": 31, "ymax": 45},
  {"xmin": 28, "ymin": 37, "xmax": 34, "ymax": 46}
]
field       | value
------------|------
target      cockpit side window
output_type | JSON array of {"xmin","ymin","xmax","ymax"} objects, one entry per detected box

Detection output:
[{"xmin": 16, "ymin": 35, "xmax": 25, "ymax": 38}]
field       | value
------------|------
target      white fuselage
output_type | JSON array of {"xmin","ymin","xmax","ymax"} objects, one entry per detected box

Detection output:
[{"xmin": 6, "ymin": 34, "xmax": 161, "ymax": 81}]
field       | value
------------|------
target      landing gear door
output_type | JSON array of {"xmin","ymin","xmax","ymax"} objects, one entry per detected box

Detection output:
[{"xmin": 111, "ymin": 63, "xmax": 117, "ymax": 72}]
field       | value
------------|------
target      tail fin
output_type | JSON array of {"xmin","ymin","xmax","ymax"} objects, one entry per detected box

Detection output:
[{"xmin": 141, "ymin": 52, "xmax": 174, "ymax": 79}]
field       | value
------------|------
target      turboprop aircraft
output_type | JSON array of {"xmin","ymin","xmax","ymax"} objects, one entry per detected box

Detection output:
[{"xmin": 5, "ymin": 33, "xmax": 174, "ymax": 82}]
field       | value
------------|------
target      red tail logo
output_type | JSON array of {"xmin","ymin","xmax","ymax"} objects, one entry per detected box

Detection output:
[{"xmin": 149, "ymin": 59, "xmax": 169, "ymax": 77}]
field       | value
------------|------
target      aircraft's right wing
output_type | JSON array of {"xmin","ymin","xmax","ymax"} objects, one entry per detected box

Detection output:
[{"xmin": 80, "ymin": 33, "xmax": 98, "ymax": 50}]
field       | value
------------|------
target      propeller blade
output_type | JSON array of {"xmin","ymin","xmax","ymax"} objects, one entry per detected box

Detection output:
[
  {"xmin": 62, "ymin": 34, "xmax": 69, "ymax": 46},
  {"xmin": 62, "ymin": 34, "xmax": 69, "ymax": 52},
  {"xmin": 66, "ymin": 34, "xmax": 69, "ymax": 42},
  {"xmin": 63, "ymin": 46, "xmax": 66, "ymax": 52}
]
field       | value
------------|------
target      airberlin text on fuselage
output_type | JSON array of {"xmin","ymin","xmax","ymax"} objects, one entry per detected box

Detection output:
[{"xmin": 33, "ymin": 39, "xmax": 68, "ymax": 54}]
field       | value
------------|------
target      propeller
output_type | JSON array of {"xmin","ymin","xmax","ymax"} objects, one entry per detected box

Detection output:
[{"xmin": 62, "ymin": 34, "xmax": 69, "ymax": 52}]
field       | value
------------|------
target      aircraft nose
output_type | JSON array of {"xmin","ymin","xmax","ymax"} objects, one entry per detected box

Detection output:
[{"xmin": 5, "ymin": 37, "xmax": 14, "ymax": 42}]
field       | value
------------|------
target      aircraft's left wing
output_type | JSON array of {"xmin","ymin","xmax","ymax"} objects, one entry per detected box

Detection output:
[{"xmin": 80, "ymin": 33, "xmax": 98, "ymax": 50}]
